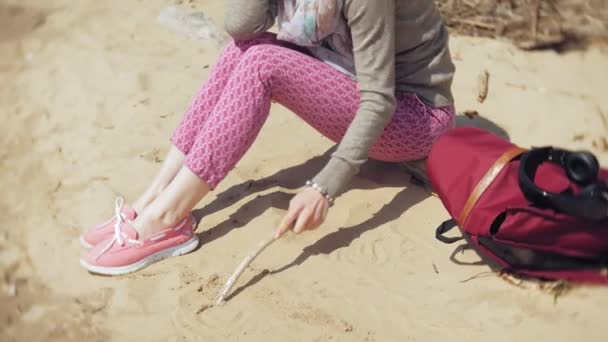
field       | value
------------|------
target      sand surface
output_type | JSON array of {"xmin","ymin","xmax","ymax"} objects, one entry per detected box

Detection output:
[{"xmin": 1, "ymin": 1, "xmax": 608, "ymax": 341}]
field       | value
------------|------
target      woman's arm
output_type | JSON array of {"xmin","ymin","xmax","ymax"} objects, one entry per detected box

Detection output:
[
  {"xmin": 312, "ymin": 0, "xmax": 397, "ymax": 197},
  {"xmin": 224, "ymin": 0, "xmax": 277, "ymax": 40}
]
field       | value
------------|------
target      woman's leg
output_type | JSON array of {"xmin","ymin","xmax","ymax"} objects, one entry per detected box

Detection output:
[
  {"xmin": 132, "ymin": 167, "xmax": 210, "ymax": 238},
  {"xmin": 131, "ymin": 34, "xmax": 287, "ymax": 213},
  {"xmin": 265, "ymin": 56, "xmax": 455, "ymax": 162},
  {"xmin": 132, "ymin": 37, "xmax": 454, "ymax": 238},
  {"xmin": 131, "ymin": 40, "xmax": 309, "ymax": 237},
  {"xmin": 170, "ymin": 33, "xmax": 291, "ymax": 155},
  {"xmin": 130, "ymin": 36, "xmax": 294, "ymax": 237},
  {"xmin": 131, "ymin": 146, "xmax": 186, "ymax": 213}
]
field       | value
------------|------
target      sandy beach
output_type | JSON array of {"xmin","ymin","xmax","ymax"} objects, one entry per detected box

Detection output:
[{"xmin": 1, "ymin": 0, "xmax": 608, "ymax": 341}]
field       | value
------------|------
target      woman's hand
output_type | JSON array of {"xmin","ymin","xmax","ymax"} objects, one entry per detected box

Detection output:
[{"xmin": 275, "ymin": 188, "xmax": 330, "ymax": 238}]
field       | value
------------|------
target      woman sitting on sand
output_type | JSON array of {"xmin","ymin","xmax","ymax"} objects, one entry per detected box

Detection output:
[{"xmin": 79, "ymin": 0, "xmax": 456, "ymax": 275}]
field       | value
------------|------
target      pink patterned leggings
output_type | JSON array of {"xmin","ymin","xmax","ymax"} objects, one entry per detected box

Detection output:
[{"xmin": 171, "ymin": 33, "xmax": 455, "ymax": 189}]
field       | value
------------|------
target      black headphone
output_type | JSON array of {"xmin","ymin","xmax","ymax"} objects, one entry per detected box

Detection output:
[{"xmin": 518, "ymin": 147, "xmax": 608, "ymax": 221}]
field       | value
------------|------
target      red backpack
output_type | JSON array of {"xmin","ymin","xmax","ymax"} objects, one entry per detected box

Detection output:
[{"xmin": 426, "ymin": 127, "xmax": 608, "ymax": 284}]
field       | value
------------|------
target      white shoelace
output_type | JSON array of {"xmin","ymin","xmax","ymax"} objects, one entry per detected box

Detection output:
[{"xmin": 95, "ymin": 197, "xmax": 143, "ymax": 260}]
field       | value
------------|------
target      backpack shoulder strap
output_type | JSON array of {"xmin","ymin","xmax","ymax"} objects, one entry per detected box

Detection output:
[
  {"xmin": 458, "ymin": 146, "xmax": 527, "ymax": 226},
  {"xmin": 435, "ymin": 219, "xmax": 464, "ymax": 244}
]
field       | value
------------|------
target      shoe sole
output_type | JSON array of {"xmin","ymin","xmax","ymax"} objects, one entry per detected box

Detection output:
[{"xmin": 79, "ymin": 235, "xmax": 200, "ymax": 276}]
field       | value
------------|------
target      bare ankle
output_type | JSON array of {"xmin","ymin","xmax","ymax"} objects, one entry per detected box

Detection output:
[
  {"xmin": 132, "ymin": 208, "xmax": 184, "ymax": 238},
  {"xmin": 154, "ymin": 209, "xmax": 183, "ymax": 228}
]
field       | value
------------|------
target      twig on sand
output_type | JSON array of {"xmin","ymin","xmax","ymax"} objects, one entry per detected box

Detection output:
[
  {"xmin": 216, "ymin": 235, "xmax": 277, "ymax": 305},
  {"xmin": 515, "ymin": 33, "xmax": 567, "ymax": 50},
  {"xmin": 459, "ymin": 271, "xmax": 496, "ymax": 283},
  {"xmin": 477, "ymin": 70, "xmax": 490, "ymax": 103},
  {"xmin": 498, "ymin": 270, "xmax": 527, "ymax": 289}
]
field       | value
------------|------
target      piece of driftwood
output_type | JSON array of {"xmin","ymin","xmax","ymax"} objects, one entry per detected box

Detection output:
[
  {"xmin": 515, "ymin": 33, "xmax": 568, "ymax": 50},
  {"xmin": 216, "ymin": 235, "xmax": 277, "ymax": 304},
  {"xmin": 477, "ymin": 70, "xmax": 490, "ymax": 103}
]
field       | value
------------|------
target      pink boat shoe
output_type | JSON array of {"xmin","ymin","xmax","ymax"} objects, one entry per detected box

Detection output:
[
  {"xmin": 79, "ymin": 215, "xmax": 199, "ymax": 276},
  {"xmin": 80, "ymin": 197, "xmax": 137, "ymax": 249}
]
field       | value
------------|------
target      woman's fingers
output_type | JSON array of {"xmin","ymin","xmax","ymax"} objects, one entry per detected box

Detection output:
[
  {"xmin": 275, "ymin": 204, "xmax": 301, "ymax": 238},
  {"xmin": 275, "ymin": 189, "xmax": 330, "ymax": 238},
  {"xmin": 293, "ymin": 207, "xmax": 313, "ymax": 234}
]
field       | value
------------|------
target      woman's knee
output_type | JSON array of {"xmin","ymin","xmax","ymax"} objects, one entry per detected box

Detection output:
[{"xmin": 237, "ymin": 44, "xmax": 285, "ymax": 74}]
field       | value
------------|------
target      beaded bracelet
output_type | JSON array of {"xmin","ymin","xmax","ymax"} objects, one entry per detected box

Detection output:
[{"xmin": 305, "ymin": 180, "xmax": 335, "ymax": 205}]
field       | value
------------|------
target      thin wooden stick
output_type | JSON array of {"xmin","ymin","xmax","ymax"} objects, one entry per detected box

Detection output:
[
  {"xmin": 477, "ymin": 69, "xmax": 490, "ymax": 103},
  {"xmin": 216, "ymin": 235, "xmax": 277, "ymax": 304}
]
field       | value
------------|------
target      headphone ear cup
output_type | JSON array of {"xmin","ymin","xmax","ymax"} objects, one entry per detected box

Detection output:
[
  {"xmin": 578, "ymin": 184, "xmax": 599, "ymax": 198},
  {"xmin": 565, "ymin": 151, "xmax": 599, "ymax": 186},
  {"xmin": 576, "ymin": 184, "xmax": 608, "ymax": 220}
]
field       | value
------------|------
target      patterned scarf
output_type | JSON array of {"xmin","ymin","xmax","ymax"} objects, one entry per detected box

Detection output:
[{"xmin": 277, "ymin": 0, "xmax": 352, "ymax": 65}]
